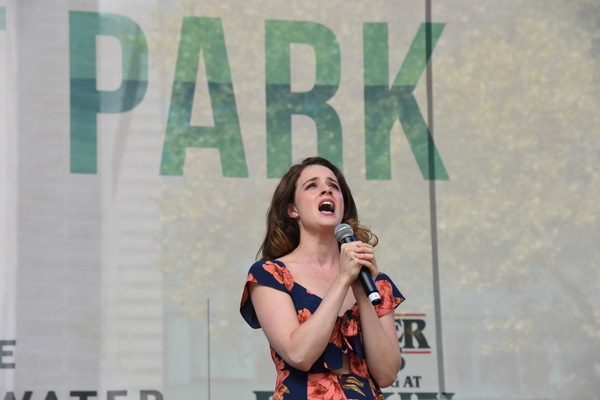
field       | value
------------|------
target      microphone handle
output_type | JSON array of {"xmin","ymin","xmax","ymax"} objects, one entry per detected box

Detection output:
[{"xmin": 359, "ymin": 267, "xmax": 382, "ymax": 306}]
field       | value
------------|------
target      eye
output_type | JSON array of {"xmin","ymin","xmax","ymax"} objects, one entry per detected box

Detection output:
[{"xmin": 306, "ymin": 183, "xmax": 317, "ymax": 189}]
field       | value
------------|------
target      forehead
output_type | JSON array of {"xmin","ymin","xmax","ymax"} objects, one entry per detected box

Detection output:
[{"xmin": 296, "ymin": 164, "xmax": 337, "ymax": 185}]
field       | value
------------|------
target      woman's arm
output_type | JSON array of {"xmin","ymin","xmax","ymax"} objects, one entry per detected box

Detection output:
[
  {"xmin": 249, "ymin": 271, "xmax": 352, "ymax": 371},
  {"xmin": 353, "ymin": 286, "xmax": 401, "ymax": 387},
  {"xmin": 352, "ymin": 247, "xmax": 402, "ymax": 387}
]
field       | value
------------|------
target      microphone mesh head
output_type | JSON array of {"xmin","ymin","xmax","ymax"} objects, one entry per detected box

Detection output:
[{"xmin": 334, "ymin": 223, "xmax": 354, "ymax": 243}]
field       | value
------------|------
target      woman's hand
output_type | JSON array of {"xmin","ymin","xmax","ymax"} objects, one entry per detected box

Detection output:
[
  {"xmin": 339, "ymin": 241, "xmax": 379, "ymax": 290},
  {"xmin": 340, "ymin": 241, "xmax": 378, "ymax": 273}
]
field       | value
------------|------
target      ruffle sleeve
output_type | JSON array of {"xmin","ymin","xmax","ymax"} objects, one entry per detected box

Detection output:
[
  {"xmin": 240, "ymin": 260, "xmax": 294, "ymax": 329},
  {"xmin": 373, "ymin": 273, "xmax": 405, "ymax": 317}
]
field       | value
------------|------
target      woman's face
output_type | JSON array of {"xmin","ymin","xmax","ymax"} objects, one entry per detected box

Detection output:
[{"xmin": 289, "ymin": 164, "xmax": 345, "ymax": 231}]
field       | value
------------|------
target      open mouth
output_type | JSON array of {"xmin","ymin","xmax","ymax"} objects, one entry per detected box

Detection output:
[{"xmin": 318, "ymin": 200, "xmax": 335, "ymax": 215}]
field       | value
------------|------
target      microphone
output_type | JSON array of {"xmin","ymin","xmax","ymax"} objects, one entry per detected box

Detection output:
[{"xmin": 334, "ymin": 223, "xmax": 382, "ymax": 306}]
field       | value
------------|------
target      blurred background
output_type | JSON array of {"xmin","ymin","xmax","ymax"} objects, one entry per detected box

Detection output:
[{"xmin": 1, "ymin": 1, "xmax": 598, "ymax": 399}]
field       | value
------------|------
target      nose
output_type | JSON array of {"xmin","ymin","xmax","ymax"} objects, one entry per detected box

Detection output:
[{"xmin": 320, "ymin": 185, "xmax": 333, "ymax": 195}]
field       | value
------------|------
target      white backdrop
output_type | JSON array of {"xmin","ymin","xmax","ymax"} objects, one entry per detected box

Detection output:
[{"xmin": 1, "ymin": 1, "xmax": 598, "ymax": 399}]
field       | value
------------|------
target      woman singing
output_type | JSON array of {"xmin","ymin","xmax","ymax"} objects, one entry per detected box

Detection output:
[{"xmin": 240, "ymin": 157, "xmax": 405, "ymax": 400}]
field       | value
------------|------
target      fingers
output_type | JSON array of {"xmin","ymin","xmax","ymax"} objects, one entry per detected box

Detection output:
[
  {"xmin": 351, "ymin": 243, "xmax": 374, "ymax": 262},
  {"xmin": 341, "ymin": 242, "xmax": 371, "ymax": 260},
  {"xmin": 341, "ymin": 242, "xmax": 378, "ymax": 277}
]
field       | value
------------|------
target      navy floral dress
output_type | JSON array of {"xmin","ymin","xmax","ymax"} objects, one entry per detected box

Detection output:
[{"xmin": 240, "ymin": 260, "xmax": 405, "ymax": 400}]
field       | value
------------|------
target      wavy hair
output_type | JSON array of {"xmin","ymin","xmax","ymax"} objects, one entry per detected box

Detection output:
[{"xmin": 257, "ymin": 157, "xmax": 377, "ymax": 260}]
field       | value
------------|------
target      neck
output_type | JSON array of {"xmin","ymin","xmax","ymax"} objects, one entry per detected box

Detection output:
[{"xmin": 289, "ymin": 231, "xmax": 340, "ymax": 269}]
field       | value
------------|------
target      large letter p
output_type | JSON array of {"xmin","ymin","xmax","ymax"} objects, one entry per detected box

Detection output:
[{"xmin": 69, "ymin": 11, "xmax": 148, "ymax": 174}]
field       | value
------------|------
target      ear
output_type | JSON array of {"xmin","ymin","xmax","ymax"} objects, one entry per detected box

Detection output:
[{"xmin": 287, "ymin": 204, "xmax": 298, "ymax": 218}]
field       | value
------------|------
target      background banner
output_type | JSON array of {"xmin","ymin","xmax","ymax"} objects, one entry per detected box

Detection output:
[{"xmin": 1, "ymin": 1, "xmax": 598, "ymax": 399}]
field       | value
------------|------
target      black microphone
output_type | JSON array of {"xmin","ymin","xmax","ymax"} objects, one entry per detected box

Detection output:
[{"xmin": 334, "ymin": 223, "xmax": 382, "ymax": 306}]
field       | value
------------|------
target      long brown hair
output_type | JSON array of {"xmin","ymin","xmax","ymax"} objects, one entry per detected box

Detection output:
[{"xmin": 257, "ymin": 157, "xmax": 377, "ymax": 260}]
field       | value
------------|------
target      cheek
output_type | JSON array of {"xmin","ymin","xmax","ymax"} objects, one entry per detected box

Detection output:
[{"xmin": 337, "ymin": 194, "xmax": 345, "ymax": 213}]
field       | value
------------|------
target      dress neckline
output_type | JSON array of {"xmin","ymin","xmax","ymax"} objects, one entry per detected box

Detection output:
[{"xmin": 271, "ymin": 259, "xmax": 358, "ymax": 317}]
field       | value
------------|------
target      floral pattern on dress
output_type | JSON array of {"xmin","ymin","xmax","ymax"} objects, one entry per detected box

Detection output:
[
  {"xmin": 308, "ymin": 373, "xmax": 346, "ymax": 400},
  {"xmin": 272, "ymin": 348, "xmax": 291, "ymax": 400},
  {"xmin": 298, "ymin": 308, "xmax": 312, "ymax": 324},
  {"xmin": 241, "ymin": 260, "xmax": 405, "ymax": 400},
  {"xmin": 339, "ymin": 374, "xmax": 367, "ymax": 398}
]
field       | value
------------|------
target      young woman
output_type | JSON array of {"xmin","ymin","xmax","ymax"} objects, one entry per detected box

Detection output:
[{"xmin": 240, "ymin": 157, "xmax": 405, "ymax": 400}]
